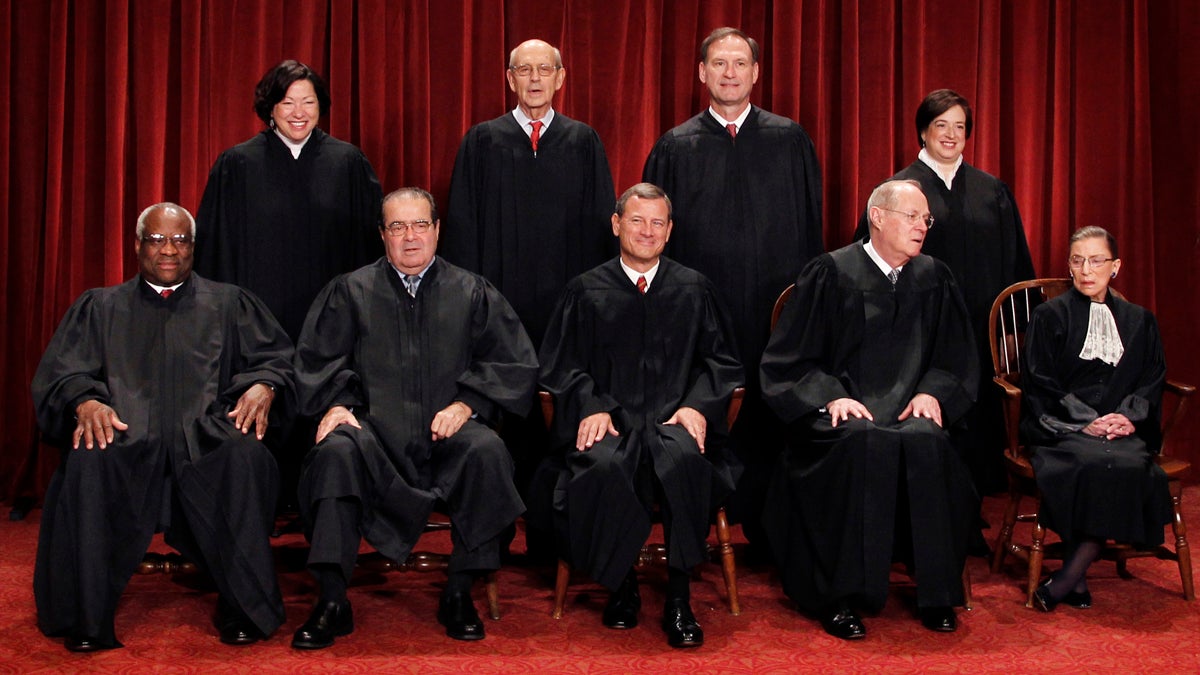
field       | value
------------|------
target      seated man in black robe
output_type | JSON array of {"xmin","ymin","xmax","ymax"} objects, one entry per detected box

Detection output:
[
  {"xmin": 538, "ymin": 183, "xmax": 744, "ymax": 648},
  {"xmin": 760, "ymin": 180, "xmax": 979, "ymax": 639},
  {"xmin": 291, "ymin": 187, "xmax": 537, "ymax": 648},
  {"xmin": 32, "ymin": 202, "xmax": 294, "ymax": 652}
]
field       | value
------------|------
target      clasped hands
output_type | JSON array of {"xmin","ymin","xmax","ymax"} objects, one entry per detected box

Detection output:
[
  {"xmin": 1083, "ymin": 412, "xmax": 1134, "ymax": 440},
  {"xmin": 575, "ymin": 406, "xmax": 708, "ymax": 453},
  {"xmin": 827, "ymin": 393, "xmax": 943, "ymax": 428},
  {"xmin": 316, "ymin": 400, "xmax": 473, "ymax": 444},
  {"xmin": 72, "ymin": 382, "xmax": 277, "ymax": 450}
]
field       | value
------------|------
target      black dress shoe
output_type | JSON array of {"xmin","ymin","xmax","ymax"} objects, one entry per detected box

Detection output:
[
  {"xmin": 64, "ymin": 635, "xmax": 110, "ymax": 653},
  {"xmin": 1062, "ymin": 589, "xmax": 1092, "ymax": 609},
  {"xmin": 820, "ymin": 602, "xmax": 866, "ymax": 640},
  {"xmin": 919, "ymin": 606, "xmax": 957, "ymax": 632},
  {"xmin": 1032, "ymin": 579, "xmax": 1059, "ymax": 613},
  {"xmin": 602, "ymin": 574, "xmax": 641, "ymax": 629},
  {"xmin": 661, "ymin": 598, "xmax": 703, "ymax": 648},
  {"xmin": 437, "ymin": 591, "xmax": 485, "ymax": 641},
  {"xmin": 214, "ymin": 597, "xmax": 264, "ymax": 646},
  {"xmin": 292, "ymin": 599, "xmax": 354, "ymax": 649}
]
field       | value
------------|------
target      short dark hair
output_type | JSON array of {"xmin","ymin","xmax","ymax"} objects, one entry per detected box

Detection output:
[
  {"xmin": 615, "ymin": 183, "xmax": 673, "ymax": 220},
  {"xmin": 1070, "ymin": 225, "xmax": 1119, "ymax": 259},
  {"xmin": 915, "ymin": 89, "xmax": 973, "ymax": 149},
  {"xmin": 253, "ymin": 60, "xmax": 331, "ymax": 124},
  {"xmin": 382, "ymin": 187, "xmax": 439, "ymax": 226},
  {"xmin": 699, "ymin": 27, "xmax": 760, "ymax": 63}
]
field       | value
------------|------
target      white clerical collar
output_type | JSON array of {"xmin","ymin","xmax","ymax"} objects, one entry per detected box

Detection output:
[
  {"xmin": 144, "ymin": 279, "xmax": 184, "ymax": 295},
  {"xmin": 273, "ymin": 127, "xmax": 312, "ymax": 159},
  {"xmin": 619, "ymin": 258, "xmax": 660, "ymax": 290},
  {"xmin": 1079, "ymin": 301, "xmax": 1124, "ymax": 366},
  {"xmin": 512, "ymin": 107, "xmax": 556, "ymax": 137},
  {"xmin": 918, "ymin": 148, "xmax": 962, "ymax": 190},
  {"xmin": 708, "ymin": 105, "xmax": 751, "ymax": 134},
  {"xmin": 863, "ymin": 241, "xmax": 902, "ymax": 279}
]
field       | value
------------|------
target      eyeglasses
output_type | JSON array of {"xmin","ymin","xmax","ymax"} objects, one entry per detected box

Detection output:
[
  {"xmin": 509, "ymin": 64, "xmax": 559, "ymax": 78},
  {"xmin": 141, "ymin": 233, "xmax": 194, "ymax": 248},
  {"xmin": 384, "ymin": 220, "xmax": 433, "ymax": 236},
  {"xmin": 878, "ymin": 208, "xmax": 934, "ymax": 228},
  {"xmin": 1069, "ymin": 255, "xmax": 1114, "ymax": 269}
]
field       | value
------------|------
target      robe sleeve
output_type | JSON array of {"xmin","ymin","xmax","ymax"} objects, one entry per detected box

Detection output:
[
  {"xmin": 222, "ymin": 288, "xmax": 297, "ymax": 421},
  {"xmin": 443, "ymin": 129, "xmax": 483, "ymax": 272},
  {"xmin": 347, "ymin": 150, "xmax": 384, "ymax": 269},
  {"xmin": 641, "ymin": 134, "xmax": 673, "ymax": 193},
  {"xmin": 293, "ymin": 276, "xmax": 366, "ymax": 417},
  {"xmin": 538, "ymin": 284, "xmax": 624, "ymax": 445},
  {"xmin": 680, "ymin": 282, "xmax": 745, "ymax": 428},
  {"xmin": 31, "ymin": 290, "xmax": 113, "ymax": 446},
  {"xmin": 915, "ymin": 270, "xmax": 980, "ymax": 425},
  {"xmin": 1019, "ymin": 302, "xmax": 1077, "ymax": 442},
  {"xmin": 585, "ymin": 129, "xmax": 618, "ymax": 262},
  {"xmin": 790, "ymin": 128, "xmax": 824, "ymax": 262},
  {"xmin": 195, "ymin": 149, "xmax": 248, "ymax": 280},
  {"xmin": 455, "ymin": 280, "xmax": 539, "ymax": 423},
  {"xmin": 759, "ymin": 256, "xmax": 852, "ymax": 423}
]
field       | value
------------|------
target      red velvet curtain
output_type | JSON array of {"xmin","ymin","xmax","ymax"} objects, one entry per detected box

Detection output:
[{"xmin": 3, "ymin": 0, "xmax": 1197, "ymax": 499}]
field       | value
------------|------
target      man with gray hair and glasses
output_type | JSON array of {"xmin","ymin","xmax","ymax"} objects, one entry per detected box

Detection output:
[{"xmin": 760, "ymin": 180, "xmax": 978, "ymax": 639}]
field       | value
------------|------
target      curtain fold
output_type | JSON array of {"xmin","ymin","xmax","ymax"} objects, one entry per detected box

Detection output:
[{"xmin": 2, "ymin": 0, "xmax": 1197, "ymax": 500}]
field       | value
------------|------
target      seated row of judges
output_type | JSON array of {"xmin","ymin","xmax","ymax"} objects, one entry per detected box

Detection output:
[{"xmin": 32, "ymin": 29, "xmax": 1171, "ymax": 656}]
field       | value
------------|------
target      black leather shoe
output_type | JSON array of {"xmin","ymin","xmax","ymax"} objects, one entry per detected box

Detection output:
[
  {"xmin": 64, "ymin": 635, "xmax": 109, "ymax": 653},
  {"xmin": 1062, "ymin": 589, "xmax": 1092, "ymax": 609},
  {"xmin": 919, "ymin": 606, "xmax": 957, "ymax": 632},
  {"xmin": 437, "ymin": 591, "xmax": 485, "ymax": 641},
  {"xmin": 820, "ymin": 602, "xmax": 866, "ymax": 640},
  {"xmin": 602, "ymin": 574, "xmax": 641, "ymax": 629},
  {"xmin": 661, "ymin": 598, "xmax": 703, "ymax": 648},
  {"xmin": 214, "ymin": 597, "xmax": 263, "ymax": 646},
  {"xmin": 1032, "ymin": 579, "xmax": 1059, "ymax": 613},
  {"xmin": 292, "ymin": 599, "xmax": 354, "ymax": 649}
]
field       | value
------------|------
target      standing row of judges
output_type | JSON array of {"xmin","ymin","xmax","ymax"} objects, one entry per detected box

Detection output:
[{"xmin": 32, "ymin": 25, "xmax": 1048, "ymax": 652}]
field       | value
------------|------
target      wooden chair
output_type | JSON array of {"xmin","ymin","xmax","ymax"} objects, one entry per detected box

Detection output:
[
  {"xmin": 770, "ymin": 283, "xmax": 974, "ymax": 609},
  {"xmin": 987, "ymin": 278, "xmax": 1195, "ymax": 607},
  {"xmin": 539, "ymin": 387, "xmax": 745, "ymax": 619}
]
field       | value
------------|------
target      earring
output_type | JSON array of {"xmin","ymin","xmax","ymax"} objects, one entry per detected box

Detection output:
[
  {"xmin": 1069, "ymin": 272, "xmax": 1074, "ymax": 279},
  {"xmin": 1111, "ymin": 272, "xmax": 1117, "ymax": 279}
]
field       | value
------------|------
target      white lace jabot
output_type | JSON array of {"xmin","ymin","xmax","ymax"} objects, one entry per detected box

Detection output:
[{"xmin": 1078, "ymin": 301, "xmax": 1124, "ymax": 366}]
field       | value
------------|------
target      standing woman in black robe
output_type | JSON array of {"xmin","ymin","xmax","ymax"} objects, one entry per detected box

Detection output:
[
  {"xmin": 196, "ymin": 59, "xmax": 383, "ymax": 343},
  {"xmin": 195, "ymin": 60, "xmax": 382, "ymax": 500},
  {"xmin": 856, "ymin": 89, "xmax": 1034, "ymax": 494},
  {"xmin": 1021, "ymin": 226, "xmax": 1172, "ymax": 611}
]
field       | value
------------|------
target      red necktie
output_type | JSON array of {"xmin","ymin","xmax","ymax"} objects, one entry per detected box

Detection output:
[
  {"xmin": 530, "ymin": 120, "xmax": 544, "ymax": 153},
  {"xmin": 160, "ymin": 289, "xmax": 173, "ymax": 299},
  {"xmin": 726, "ymin": 123, "xmax": 737, "ymax": 138},
  {"xmin": 636, "ymin": 275, "xmax": 647, "ymax": 294}
]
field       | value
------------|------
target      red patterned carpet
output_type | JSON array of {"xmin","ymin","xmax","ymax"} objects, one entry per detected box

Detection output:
[{"xmin": 3, "ymin": 492, "xmax": 1200, "ymax": 674}]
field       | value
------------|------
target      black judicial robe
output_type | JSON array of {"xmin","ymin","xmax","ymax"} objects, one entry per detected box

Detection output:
[
  {"xmin": 760, "ymin": 244, "xmax": 979, "ymax": 612},
  {"xmin": 538, "ymin": 257, "xmax": 744, "ymax": 590},
  {"xmin": 444, "ymin": 113, "xmax": 616, "ymax": 346},
  {"xmin": 32, "ymin": 275, "xmax": 295, "ymax": 647},
  {"xmin": 294, "ymin": 258, "xmax": 537, "ymax": 568},
  {"xmin": 196, "ymin": 127, "xmax": 383, "ymax": 342},
  {"xmin": 855, "ymin": 160, "xmax": 1034, "ymax": 491},
  {"xmin": 1021, "ymin": 289, "xmax": 1171, "ymax": 547},
  {"xmin": 642, "ymin": 106, "xmax": 822, "ymax": 388}
]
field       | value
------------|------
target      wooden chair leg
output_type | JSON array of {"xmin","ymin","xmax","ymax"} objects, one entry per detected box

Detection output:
[
  {"xmin": 1170, "ymin": 479, "xmax": 1195, "ymax": 600},
  {"xmin": 991, "ymin": 488, "xmax": 1022, "ymax": 574},
  {"xmin": 484, "ymin": 571, "xmax": 500, "ymax": 620},
  {"xmin": 1026, "ymin": 511, "xmax": 1046, "ymax": 609},
  {"xmin": 715, "ymin": 507, "xmax": 740, "ymax": 615},
  {"xmin": 552, "ymin": 559, "xmax": 570, "ymax": 619}
]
